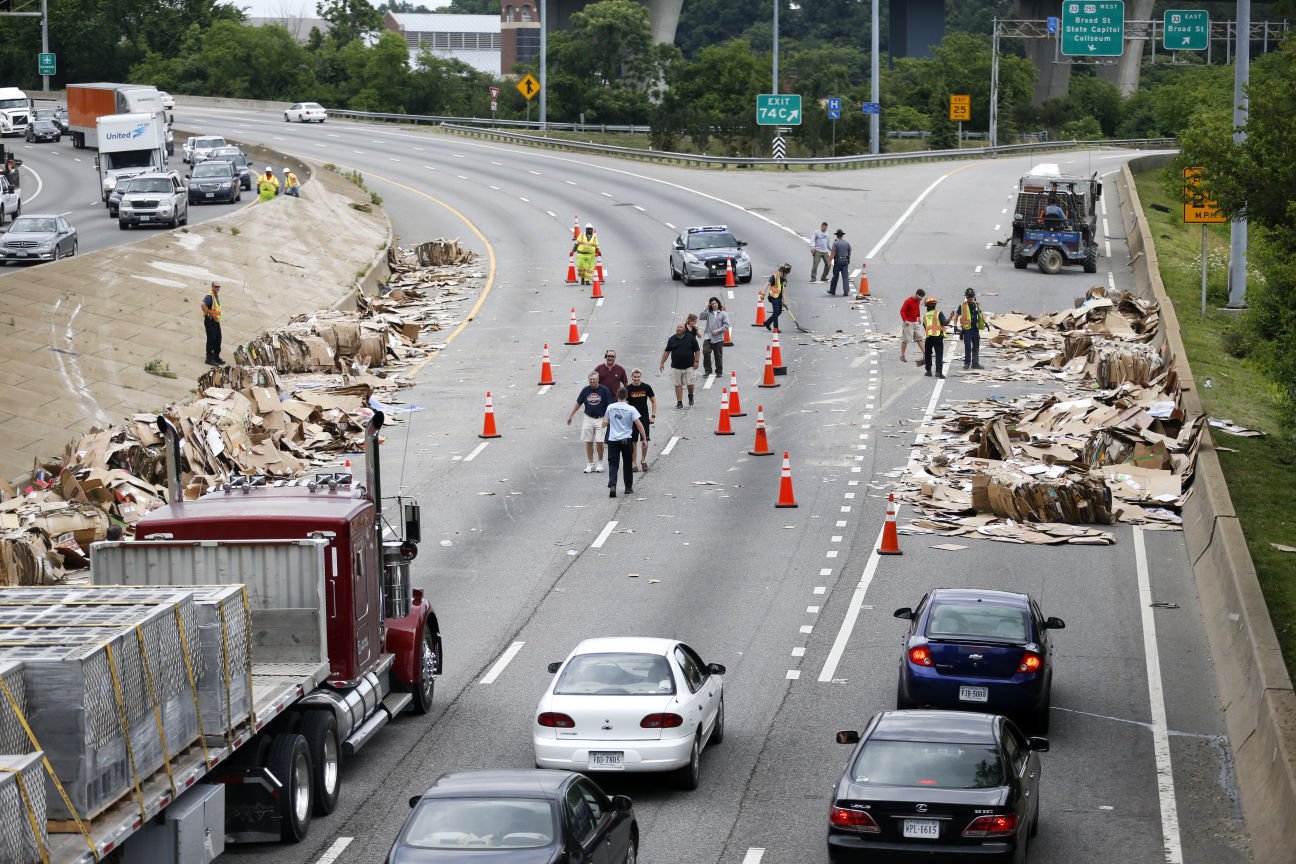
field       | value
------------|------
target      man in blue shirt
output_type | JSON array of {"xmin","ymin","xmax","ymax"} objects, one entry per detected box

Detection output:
[
  {"xmin": 602, "ymin": 387, "xmax": 646, "ymax": 498},
  {"xmin": 566, "ymin": 372, "xmax": 613, "ymax": 473}
]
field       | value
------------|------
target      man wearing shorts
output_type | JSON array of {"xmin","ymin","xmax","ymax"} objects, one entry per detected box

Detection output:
[
  {"xmin": 566, "ymin": 372, "xmax": 613, "ymax": 473},
  {"xmin": 899, "ymin": 288, "xmax": 926, "ymax": 364},
  {"xmin": 626, "ymin": 369, "xmax": 657, "ymax": 472},
  {"xmin": 659, "ymin": 320, "xmax": 700, "ymax": 408}
]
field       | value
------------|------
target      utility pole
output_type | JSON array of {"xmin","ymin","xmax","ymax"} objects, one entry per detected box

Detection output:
[
  {"xmin": 870, "ymin": 0, "xmax": 879, "ymax": 154},
  {"xmin": 989, "ymin": 19, "xmax": 1000, "ymax": 148},
  {"xmin": 40, "ymin": 0, "xmax": 49, "ymax": 92},
  {"xmin": 772, "ymin": 0, "xmax": 779, "ymax": 94},
  {"xmin": 539, "ymin": 0, "xmax": 547, "ymax": 132},
  {"xmin": 1227, "ymin": 0, "xmax": 1249, "ymax": 307}
]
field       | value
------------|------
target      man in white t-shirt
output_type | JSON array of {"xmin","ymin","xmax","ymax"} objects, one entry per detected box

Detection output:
[{"xmin": 602, "ymin": 387, "xmax": 646, "ymax": 498}]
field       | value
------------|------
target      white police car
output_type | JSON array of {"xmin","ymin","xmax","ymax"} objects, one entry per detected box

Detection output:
[{"xmin": 669, "ymin": 226, "xmax": 753, "ymax": 285}]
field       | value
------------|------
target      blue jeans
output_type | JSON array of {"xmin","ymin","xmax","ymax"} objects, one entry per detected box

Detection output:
[{"xmin": 961, "ymin": 328, "xmax": 980, "ymax": 367}]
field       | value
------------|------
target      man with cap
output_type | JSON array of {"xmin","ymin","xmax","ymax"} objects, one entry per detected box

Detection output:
[
  {"xmin": 283, "ymin": 167, "xmax": 301, "ymax": 197},
  {"xmin": 828, "ymin": 228, "xmax": 852, "ymax": 296},
  {"xmin": 201, "ymin": 281, "xmax": 223, "ymax": 366},
  {"xmin": 899, "ymin": 288, "xmax": 926, "ymax": 364},
  {"xmin": 765, "ymin": 263, "xmax": 791, "ymax": 332},
  {"xmin": 921, "ymin": 295, "xmax": 949, "ymax": 379},
  {"xmin": 571, "ymin": 223, "xmax": 599, "ymax": 285},
  {"xmin": 954, "ymin": 287, "xmax": 990, "ymax": 370}
]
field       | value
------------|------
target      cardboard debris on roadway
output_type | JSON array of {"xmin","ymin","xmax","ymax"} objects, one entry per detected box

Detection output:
[
  {"xmin": 890, "ymin": 285, "xmax": 1204, "ymax": 545},
  {"xmin": 0, "ymin": 240, "xmax": 480, "ymax": 587}
]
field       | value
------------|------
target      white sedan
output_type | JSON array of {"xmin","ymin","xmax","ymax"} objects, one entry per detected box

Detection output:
[
  {"xmin": 284, "ymin": 102, "xmax": 327, "ymax": 123},
  {"xmin": 533, "ymin": 637, "xmax": 725, "ymax": 790}
]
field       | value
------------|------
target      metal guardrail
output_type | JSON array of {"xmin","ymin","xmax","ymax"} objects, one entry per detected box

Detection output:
[{"xmin": 325, "ymin": 108, "xmax": 651, "ymax": 134}]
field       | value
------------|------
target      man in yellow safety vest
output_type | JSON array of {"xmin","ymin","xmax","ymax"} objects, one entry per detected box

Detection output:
[
  {"xmin": 954, "ymin": 287, "xmax": 990, "ymax": 370},
  {"xmin": 283, "ymin": 167, "xmax": 301, "ymax": 197},
  {"xmin": 764, "ymin": 263, "xmax": 792, "ymax": 332},
  {"xmin": 571, "ymin": 223, "xmax": 599, "ymax": 285},
  {"xmin": 922, "ymin": 296, "xmax": 949, "ymax": 379},
  {"xmin": 202, "ymin": 281, "xmax": 223, "ymax": 366}
]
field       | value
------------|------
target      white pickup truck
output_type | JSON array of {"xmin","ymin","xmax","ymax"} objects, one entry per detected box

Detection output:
[{"xmin": 0, "ymin": 172, "xmax": 19, "ymax": 225}]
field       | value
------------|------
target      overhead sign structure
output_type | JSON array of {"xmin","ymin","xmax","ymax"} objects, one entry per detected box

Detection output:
[
  {"xmin": 949, "ymin": 94, "xmax": 971, "ymax": 122},
  {"xmin": 1164, "ymin": 10, "xmax": 1209, "ymax": 51},
  {"xmin": 1183, "ymin": 167, "xmax": 1226, "ymax": 224},
  {"xmin": 1061, "ymin": 1, "xmax": 1126, "ymax": 57},
  {"xmin": 757, "ymin": 94, "xmax": 801, "ymax": 126},
  {"xmin": 516, "ymin": 74, "xmax": 540, "ymax": 101},
  {"xmin": 37, "ymin": 53, "xmax": 55, "ymax": 76},
  {"xmin": 861, "ymin": 102, "xmax": 880, "ymax": 115},
  {"xmin": 826, "ymin": 97, "xmax": 841, "ymax": 121}
]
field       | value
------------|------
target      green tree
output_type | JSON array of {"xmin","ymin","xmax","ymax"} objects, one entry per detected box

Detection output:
[
  {"xmin": 660, "ymin": 38, "xmax": 767, "ymax": 154},
  {"xmin": 317, "ymin": 0, "xmax": 383, "ymax": 47}
]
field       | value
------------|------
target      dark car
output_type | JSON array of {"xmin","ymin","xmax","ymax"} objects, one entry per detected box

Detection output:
[
  {"xmin": 389, "ymin": 770, "xmax": 638, "ymax": 864},
  {"xmin": 208, "ymin": 146, "xmax": 254, "ymax": 190},
  {"xmin": 187, "ymin": 160, "xmax": 241, "ymax": 204},
  {"xmin": 829, "ymin": 710, "xmax": 1047, "ymax": 863},
  {"xmin": 894, "ymin": 589, "xmax": 1064, "ymax": 732},
  {"xmin": 25, "ymin": 119, "xmax": 60, "ymax": 143},
  {"xmin": 32, "ymin": 107, "xmax": 66, "ymax": 133}
]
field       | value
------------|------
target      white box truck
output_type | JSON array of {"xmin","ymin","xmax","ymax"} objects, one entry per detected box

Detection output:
[
  {"xmin": 0, "ymin": 87, "xmax": 31, "ymax": 137},
  {"xmin": 94, "ymin": 112, "xmax": 169, "ymax": 202}
]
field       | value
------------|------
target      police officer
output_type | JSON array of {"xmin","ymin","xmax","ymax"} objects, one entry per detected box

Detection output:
[
  {"xmin": 955, "ymin": 287, "xmax": 989, "ymax": 370},
  {"xmin": 922, "ymin": 295, "xmax": 948, "ymax": 379},
  {"xmin": 765, "ymin": 263, "xmax": 791, "ymax": 332}
]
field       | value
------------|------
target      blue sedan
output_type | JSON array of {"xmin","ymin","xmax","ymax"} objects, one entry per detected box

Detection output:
[{"xmin": 893, "ymin": 589, "xmax": 1065, "ymax": 733}]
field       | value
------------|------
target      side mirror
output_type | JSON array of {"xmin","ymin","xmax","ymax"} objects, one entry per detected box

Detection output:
[
  {"xmin": 408, "ymin": 795, "xmax": 421, "ymax": 808},
  {"xmin": 673, "ymin": 241, "xmax": 683, "ymax": 250},
  {"xmin": 737, "ymin": 240, "xmax": 748, "ymax": 247},
  {"xmin": 1027, "ymin": 736, "xmax": 1050, "ymax": 752},
  {"xmin": 893, "ymin": 607, "xmax": 913, "ymax": 620},
  {"xmin": 611, "ymin": 794, "xmax": 633, "ymax": 812},
  {"xmin": 706, "ymin": 663, "xmax": 726, "ymax": 676},
  {"xmin": 547, "ymin": 661, "xmax": 562, "ymax": 674},
  {"xmin": 836, "ymin": 730, "xmax": 860, "ymax": 745},
  {"xmin": 1044, "ymin": 617, "xmax": 1066, "ymax": 630},
  {"xmin": 403, "ymin": 500, "xmax": 422, "ymax": 543}
]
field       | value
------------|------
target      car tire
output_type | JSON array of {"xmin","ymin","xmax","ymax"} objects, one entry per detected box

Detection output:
[
  {"xmin": 623, "ymin": 832, "xmax": 637, "ymax": 864},
  {"xmin": 674, "ymin": 734, "xmax": 701, "ymax": 791},
  {"xmin": 53, "ymin": 246, "xmax": 61, "ymax": 262},
  {"xmin": 70, "ymin": 240, "xmax": 78, "ymax": 257},
  {"xmin": 284, "ymin": 113, "xmax": 290, "ymax": 122},
  {"xmin": 681, "ymin": 271, "xmax": 693, "ymax": 287},
  {"xmin": 738, "ymin": 273, "xmax": 752, "ymax": 284},
  {"xmin": 300, "ymin": 711, "xmax": 342, "ymax": 816},
  {"xmin": 710, "ymin": 696, "xmax": 725, "ymax": 744},
  {"xmin": 400, "ymin": 626, "xmax": 438, "ymax": 715},
  {"xmin": 180, "ymin": 205, "xmax": 189, "ymax": 226},
  {"xmin": 896, "ymin": 678, "xmax": 915, "ymax": 710},
  {"xmin": 1037, "ymin": 247, "xmax": 1063, "ymax": 275},
  {"xmin": 1030, "ymin": 693, "xmax": 1051, "ymax": 735},
  {"xmin": 669, "ymin": 259, "xmax": 680, "ymax": 281},
  {"xmin": 1083, "ymin": 247, "xmax": 1098, "ymax": 274},
  {"xmin": 1029, "ymin": 795, "xmax": 1040, "ymax": 837},
  {"xmin": 235, "ymin": 190, "xmax": 242, "ymax": 202},
  {"xmin": 119, "ymin": 220, "xmax": 128, "ymax": 230},
  {"xmin": 266, "ymin": 733, "xmax": 313, "ymax": 843}
]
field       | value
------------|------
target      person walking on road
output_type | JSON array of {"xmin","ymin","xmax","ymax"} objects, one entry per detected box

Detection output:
[
  {"xmin": 201, "ymin": 281, "xmax": 223, "ymax": 366},
  {"xmin": 626, "ymin": 369, "xmax": 656, "ymax": 473},
  {"xmin": 283, "ymin": 167, "xmax": 301, "ymax": 197},
  {"xmin": 566, "ymin": 372, "xmax": 612, "ymax": 473},
  {"xmin": 699, "ymin": 297, "xmax": 730, "ymax": 377},
  {"xmin": 660, "ymin": 321, "xmax": 700, "ymax": 408},
  {"xmin": 899, "ymin": 288, "xmax": 926, "ymax": 364},
  {"xmin": 571, "ymin": 223, "xmax": 600, "ymax": 285},
  {"xmin": 810, "ymin": 222, "xmax": 831, "ymax": 283},
  {"xmin": 602, "ymin": 387, "xmax": 646, "ymax": 498},
  {"xmin": 922, "ymin": 296, "xmax": 949, "ymax": 379},
  {"xmin": 593, "ymin": 350, "xmax": 628, "ymax": 392},
  {"xmin": 828, "ymin": 229, "xmax": 852, "ymax": 296},
  {"xmin": 955, "ymin": 287, "xmax": 990, "ymax": 370},
  {"xmin": 765, "ymin": 263, "xmax": 791, "ymax": 332}
]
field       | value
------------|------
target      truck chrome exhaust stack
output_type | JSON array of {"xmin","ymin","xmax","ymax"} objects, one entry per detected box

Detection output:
[{"xmin": 156, "ymin": 414, "xmax": 183, "ymax": 504}]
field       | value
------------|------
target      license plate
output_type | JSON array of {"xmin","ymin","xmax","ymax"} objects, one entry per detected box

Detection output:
[
  {"xmin": 588, "ymin": 751, "xmax": 623, "ymax": 770},
  {"xmin": 903, "ymin": 819, "xmax": 941, "ymax": 839},
  {"xmin": 205, "ymin": 192, "xmax": 214, "ymax": 198},
  {"xmin": 959, "ymin": 685, "xmax": 989, "ymax": 702},
  {"xmin": 16, "ymin": 252, "xmax": 28, "ymax": 257},
  {"xmin": 139, "ymin": 216, "xmax": 152, "ymax": 221}
]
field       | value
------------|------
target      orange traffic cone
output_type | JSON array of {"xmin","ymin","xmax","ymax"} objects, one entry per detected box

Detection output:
[
  {"xmin": 572, "ymin": 216, "xmax": 580, "ymax": 241},
  {"xmin": 758, "ymin": 344, "xmax": 779, "ymax": 388},
  {"xmin": 749, "ymin": 405, "xmax": 773, "ymax": 455},
  {"xmin": 723, "ymin": 306, "xmax": 734, "ymax": 346},
  {"xmin": 775, "ymin": 452, "xmax": 798, "ymax": 508},
  {"xmin": 724, "ymin": 258, "xmax": 736, "ymax": 288},
  {"xmin": 877, "ymin": 493, "xmax": 903, "ymax": 555},
  {"xmin": 752, "ymin": 291, "xmax": 767, "ymax": 327},
  {"xmin": 538, "ymin": 344, "xmax": 555, "ymax": 385},
  {"xmin": 855, "ymin": 262, "xmax": 870, "ymax": 298},
  {"xmin": 590, "ymin": 275, "xmax": 604, "ymax": 299},
  {"xmin": 771, "ymin": 329, "xmax": 787, "ymax": 375},
  {"xmin": 479, "ymin": 391, "xmax": 502, "ymax": 439},
  {"xmin": 565, "ymin": 254, "xmax": 577, "ymax": 284},
  {"xmin": 715, "ymin": 388, "xmax": 735, "ymax": 436},
  {"xmin": 564, "ymin": 308, "xmax": 582, "ymax": 345},
  {"xmin": 727, "ymin": 371, "xmax": 745, "ymax": 416}
]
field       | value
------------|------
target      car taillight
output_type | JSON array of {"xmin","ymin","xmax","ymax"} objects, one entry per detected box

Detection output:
[
  {"xmin": 640, "ymin": 713, "xmax": 684, "ymax": 729},
  {"xmin": 963, "ymin": 814, "xmax": 1018, "ymax": 837},
  {"xmin": 536, "ymin": 712, "xmax": 575, "ymax": 728},
  {"xmin": 1018, "ymin": 651, "xmax": 1043, "ymax": 673},
  {"xmin": 908, "ymin": 645, "xmax": 933, "ymax": 667},
  {"xmin": 830, "ymin": 806, "xmax": 880, "ymax": 833}
]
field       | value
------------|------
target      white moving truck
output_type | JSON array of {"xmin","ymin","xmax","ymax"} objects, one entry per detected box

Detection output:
[
  {"xmin": 95, "ymin": 112, "xmax": 169, "ymax": 202},
  {"xmin": 0, "ymin": 87, "xmax": 31, "ymax": 137}
]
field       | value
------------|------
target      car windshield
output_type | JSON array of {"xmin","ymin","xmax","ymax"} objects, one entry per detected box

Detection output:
[
  {"xmin": 927, "ymin": 603, "xmax": 1031, "ymax": 642},
  {"xmin": 0, "ymin": 98, "xmax": 25, "ymax": 110},
  {"xmin": 212, "ymin": 150, "xmax": 247, "ymax": 166},
  {"xmin": 852, "ymin": 740, "xmax": 1005, "ymax": 789},
  {"xmin": 127, "ymin": 178, "xmax": 174, "ymax": 193},
  {"xmin": 34, "ymin": 120, "xmax": 55, "ymax": 129},
  {"xmin": 401, "ymin": 798, "xmax": 553, "ymax": 849},
  {"xmin": 555, "ymin": 652, "xmax": 675, "ymax": 695},
  {"xmin": 194, "ymin": 138, "xmax": 225, "ymax": 149},
  {"xmin": 9, "ymin": 218, "xmax": 55, "ymax": 233},
  {"xmin": 304, "ymin": 103, "xmax": 323, "ymax": 110},
  {"xmin": 34, "ymin": 110, "xmax": 56, "ymax": 119},
  {"xmin": 193, "ymin": 163, "xmax": 231, "ymax": 178},
  {"xmin": 686, "ymin": 232, "xmax": 738, "ymax": 251}
]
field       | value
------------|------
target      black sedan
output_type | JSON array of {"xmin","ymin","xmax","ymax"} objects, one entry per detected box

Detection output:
[
  {"xmin": 390, "ymin": 770, "xmax": 638, "ymax": 863},
  {"xmin": 187, "ymin": 160, "xmax": 241, "ymax": 204},
  {"xmin": 829, "ymin": 711, "xmax": 1046, "ymax": 863},
  {"xmin": 25, "ymin": 119, "xmax": 61, "ymax": 143},
  {"xmin": 208, "ymin": 146, "xmax": 255, "ymax": 190}
]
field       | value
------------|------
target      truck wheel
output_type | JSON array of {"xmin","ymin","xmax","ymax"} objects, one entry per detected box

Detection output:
[
  {"xmin": 300, "ymin": 711, "xmax": 342, "ymax": 816},
  {"xmin": 407, "ymin": 627, "xmax": 439, "ymax": 715},
  {"xmin": 1083, "ymin": 247, "xmax": 1098, "ymax": 274},
  {"xmin": 267, "ymin": 733, "xmax": 313, "ymax": 843},
  {"xmin": 1037, "ymin": 248, "xmax": 1063, "ymax": 275}
]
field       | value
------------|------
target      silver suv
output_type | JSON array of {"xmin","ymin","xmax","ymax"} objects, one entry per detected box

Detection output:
[{"xmin": 118, "ymin": 172, "xmax": 189, "ymax": 229}]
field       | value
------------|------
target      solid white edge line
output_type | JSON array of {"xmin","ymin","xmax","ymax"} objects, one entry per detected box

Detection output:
[
  {"xmin": 480, "ymin": 641, "xmax": 526, "ymax": 684},
  {"xmin": 742, "ymin": 849, "xmax": 766, "ymax": 864},
  {"xmin": 1134, "ymin": 528, "xmax": 1185, "ymax": 864},
  {"xmin": 864, "ymin": 170, "xmax": 955, "ymax": 260},
  {"xmin": 591, "ymin": 520, "xmax": 618, "ymax": 549},
  {"xmin": 660, "ymin": 435, "xmax": 680, "ymax": 456},
  {"xmin": 463, "ymin": 442, "xmax": 489, "ymax": 462},
  {"xmin": 316, "ymin": 836, "xmax": 354, "ymax": 864}
]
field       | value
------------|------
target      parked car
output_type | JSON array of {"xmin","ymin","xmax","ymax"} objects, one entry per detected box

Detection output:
[
  {"xmin": 188, "ymin": 160, "xmax": 240, "ymax": 204},
  {"xmin": 828, "ymin": 710, "xmax": 1047, "ymax": 863},
  {"xmin": 669, "ymin": 225, "xmax": 753, "ymax": 285},
  {"xmin": 534, "ymin": 637, "xmax": 725, "ymax": 789},
  {"xmin": 389, "ymin": 770, "xmax": 637, "ymax": 864},
  {"xmin": 0, "ymin": 214, "xmax": 77, "ymax": 264},
  {"xmin": 182, "ymin": 135, "xmax": 227, "ymax": 164},
  {"xmin": 118, "ymin": 172, "xmax": 189, "ymax": 229},
  {"xmin": 894, "ymin": 589, "xmax": 1065, "ymax": 733},
  {"xmin": 25, "ymin": 118, "xmax": 60, "ymax": 143},
  {"xmin": 284, "ymin": 102, "xmax": 327, "ymax": 123},
  {"xmin": 207, "ymin": 145, "xmax": 254, "ymax": 190}
]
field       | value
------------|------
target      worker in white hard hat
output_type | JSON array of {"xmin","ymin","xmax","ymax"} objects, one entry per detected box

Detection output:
[
  {"xmin": 257, "ymin": 166, "xmax": 279, "ymax": 203},
  {"xmin": 283, "ymin": 166, "xmax": 301, "ymax": 197},
  {"xmin": 571, "ymin": 222, "xmax": 600, "ymax": 286}
]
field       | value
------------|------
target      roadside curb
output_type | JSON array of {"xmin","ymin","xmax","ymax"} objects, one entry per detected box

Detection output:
[{"xmin": 1119, "ymin": 155, "xmax": 1295, "ymax": 864}]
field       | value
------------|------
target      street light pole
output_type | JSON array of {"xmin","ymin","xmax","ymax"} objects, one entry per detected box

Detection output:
[
  {"xmin": 40, "ymin": 0, "xmax": 50, "ymax": 92},
  {"xmin": 539, "ymin": 0, "xmax": 547, "ymax": 132},
  {"xmin": 772, "ymin": 0, "xmax": 779, "ymax": 94},
  {"xmin": 1226, "ymin": 0, "xmax": 1249, "ymax": 307},
  {"xmin": 870, "ymin": 0, "xmax": 879, "ymax": 154}
]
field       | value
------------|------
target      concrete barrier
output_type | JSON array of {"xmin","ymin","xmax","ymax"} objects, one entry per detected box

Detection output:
[{"xmin": 1118, "ymin": 155, "xmax": 1296, "ymax": 864}]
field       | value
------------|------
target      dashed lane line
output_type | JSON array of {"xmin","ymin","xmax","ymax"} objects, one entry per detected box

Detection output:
[
  {"xmin": 591, "ymin": 520, "xmax": 618, "ymax": 549},
  {"xmin": 660, "ymin": 436, "xmax": 681, "ymax": 456},
  {"xmin": 316, "ymin": 837, "xmax": 353, "ymax": 864},
  {"xmin": 480, "ymin": 641, "xmax": 525, "ymax": 684},
  {"xmin": 463, "ymin": 442, "xmax": 489, "ymax": 462}
]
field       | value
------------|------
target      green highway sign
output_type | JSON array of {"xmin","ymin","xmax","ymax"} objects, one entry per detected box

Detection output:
[
  {"xmin": 757, "ymin": 94, "xmax": 802, "ymax": 126},
  {"xmin": 1061, "ymin": 1, "xmax": 1125, "ymax": 57},
  {"xmin": 1164, "ymin": 10, "xmax": 1209, "ymax": 51},
  {"xmin": 37, "ymin": 53, "xmax": 55, "ymax": 76}
]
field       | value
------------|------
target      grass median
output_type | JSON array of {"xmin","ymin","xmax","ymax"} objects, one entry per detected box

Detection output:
[{"xmin": 1134, "ymin": 167, "xmax": 1296, "ymax": 672}]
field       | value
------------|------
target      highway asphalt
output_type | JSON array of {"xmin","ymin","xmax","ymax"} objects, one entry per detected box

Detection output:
[{"xmin": 92, "ymin": 106, "xmax": 1258, "ymax": 864}]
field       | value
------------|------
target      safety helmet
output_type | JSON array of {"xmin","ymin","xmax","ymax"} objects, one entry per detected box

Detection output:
[
  {"xmin": 283, "ymin": 167, "xmax": 291, "ymax": 174},
  {"xmin": 965, "ymin": 287, "xmax": 976, "ymax": 297},
  {"xmin": 266, "ymin": 166, "xmax": 275, "ymax": 172},
  {"xmin": 779, "ymin": 262, "xmax": 792, "ymax": 273},
  {"xmin": 585, "ymin": 223, "xmax": 593, "ymax": 229},
  {"xmin": 925, "ymin": 297, "xmax": 938, "ymax": 306}
]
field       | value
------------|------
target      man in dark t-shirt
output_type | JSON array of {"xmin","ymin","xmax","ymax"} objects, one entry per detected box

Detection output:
[
  {"xmin": 566, "ymin": 372, "xmax": 613, "ymax": 472},
  {"xmin": 626, "ymin": 369, "xmax": 657, "ymax": 472},
  {"xmin": 659, "ymin": 321, "xmax": 700, "ymax": 408}
]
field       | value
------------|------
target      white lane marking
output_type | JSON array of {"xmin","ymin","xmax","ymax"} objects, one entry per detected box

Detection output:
[
  {"xmin": 1101, "ymin": 193, "xmax": 1109, "ymax": 217},
  {"xmin": 600, "ymin": 191, "xmax": 613, "ymax": 197},
  {"xmin": 536, "ymin": 386, "xmax": 550, "ymax": 396},
  {"xmin": 807, "ymin": 606, "xmax": 820, "ymax": 614},
  {"xmin": 480, "ymin": 641, "xmax": 526, "ymax": 684},
  {"xmin": 489, "ymin": 185, "xmax": 500, "ymax": 190},
  {"xmin": 352, "ymin": 150, "xmax": 364, "ymax": 154},
  {"xmin": 591, "ymin": 520, "xmax": 619, "ymax": 549},
  {"xmin": 1107, "ymin": 272, "xmax": 1116, "ymax": 291},
  {"xmin": 820, "ymin": 379, "xmax": 945, "ymax": 682},
  {"xmin": 1103, "ymin": 217, "xmax": 1112, "ymax": 257},
  {"xmin": 702, "ymin": 373, "xmax": 716, "ymax": 390},
  {"xmin": 727, "ymin": 289, "xmax": 734, "ymax": 299},
  {"xmin": 491, "ymin": 160, "xmax": 504, "ymax": 166},
  {"xmin": 665, "ymin": 222, "xmax": 675, "ymax": 229},
  {"xmin": 814, "ymin": 587, "xmax": 826, "ymax": 594},
  {"xmin": 529, "ymin": 170, "xmax": 541, "ymax": 175},
  {"xmin": 546, "ymin": 210, "xmax": 556, "ymax": 217},
  {"xmin": 425, "ymin": 165, "xmax": 437, "ymax": 170},
  {"xmin": 520, "ymin": 196, "xmax": 530, "ymax": 202},
  {"xmin": 389, "ymin": 157, "xmax": 400, "ymax": 162},
  {"xmin": 596, "ymin": 298, "xmax": 604, "ymax": 307},
  {"xmin": 791, "ymin": 647, "xmax": 805, "ymax": 657},
  {"xmin": 316, "ymin": 837, "xmax": 353, "ymax": 864},
  {"xmin": 15, "ymin": 163, "xmax": 43, "ymax": 206},
  {"xmin": 820, "ymin": 569, "xmax": 833, "ymax": 576},
  {"xmin": 413, "ymin": 147, "xmax": 425, "ymax": 151},
  {"xmin": 1001, "ymin": 208, "xmax": 1007, "ymax": 214},
  {"xmin": 1134, "ymin": 528, "xmax": 1184, "ymax": 863},
  {"xmin": 633, "ymin": 205, "xmax": 645, "ymax": 212},
  {"xmin": 463, "ymin": 442, "xmax": 489, "ymax": 462},
  {"xmin": 800, "ymin": 625, "xmax": 813, "ymax": 634},
  {"xmin": 565, "ymin": 180, "xmax": 577, "ymax": 185},
  {"xmin": 973, "ymin": 265, "xmax": 983, "ymax": 275},
  {"xmin": 457, "ymin": 175, "xmax": 468, "ymax": 180},
  {"xmin": 742, "ymin": 850, "xmax": 766, "ymax": 864},
  {"xmin": 993, "ymin": 224, "xmax": 1000, "ymax": 231},
  {"xmin": 660, "ymin": 436, "xmax": 680, "ymax": 456},
  {"xmin": 865, "ymin": 171, "xmax": 956, "ymax": 259},
  {"xmin": 786, "ymin": 670, "xmax": 801, "ymax": 680},
  {"xmin": 453, "ymin": 153, "xmax": 465, "ymax": 158}
]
